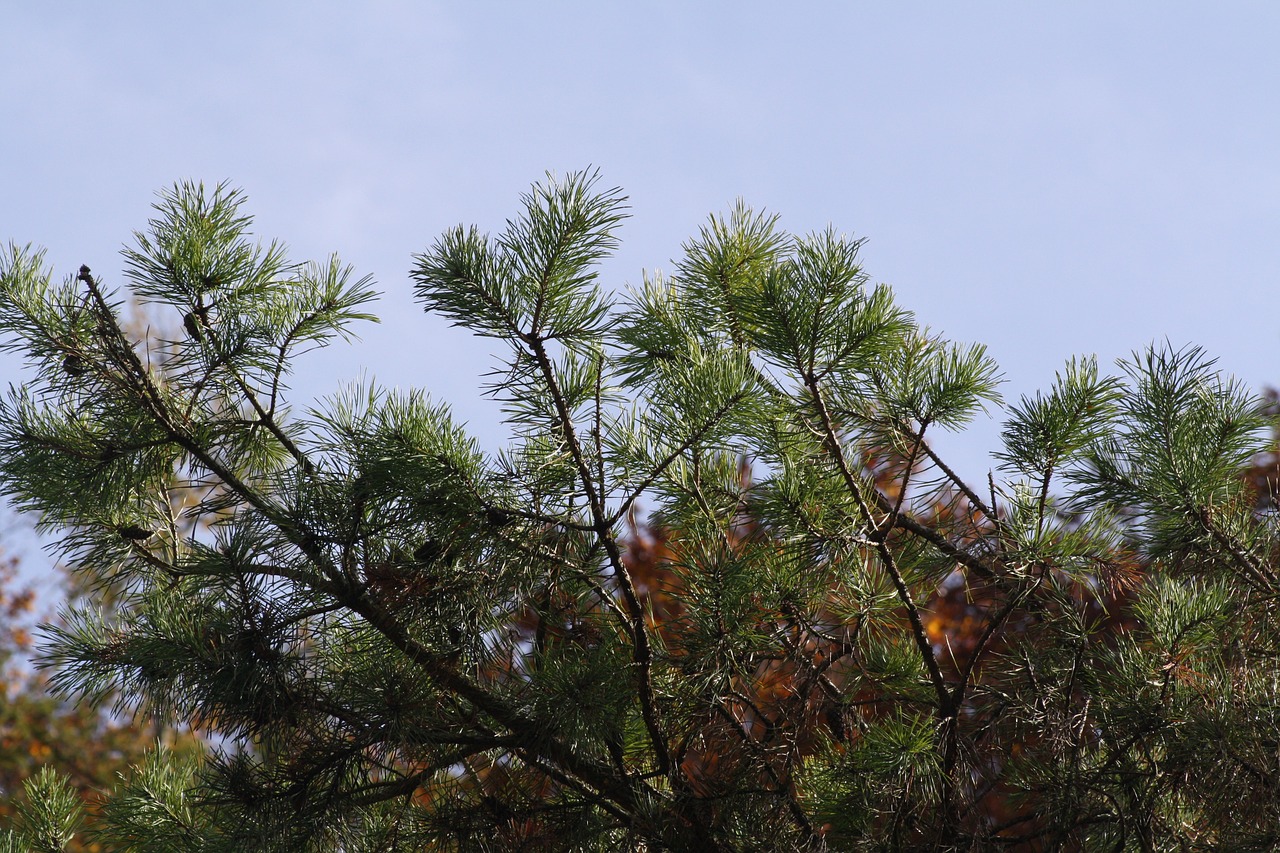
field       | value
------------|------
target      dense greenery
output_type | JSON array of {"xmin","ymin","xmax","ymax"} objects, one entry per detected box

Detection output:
[{"xmin": 1, "ymin": 173, "xmax": 1277, "ymax": 851}]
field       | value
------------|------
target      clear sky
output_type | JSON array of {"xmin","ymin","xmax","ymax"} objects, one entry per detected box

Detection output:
[{"xmin": 3, "ymin": 4, "xmax": 1279, "ymax": 562}]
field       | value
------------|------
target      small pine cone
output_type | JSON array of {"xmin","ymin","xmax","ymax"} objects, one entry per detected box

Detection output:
[
  {"xmin": 118, "ymin": 525, "xmax": 155, "ymax": 541},
  {"xmin": 183, "ymin": 312, "xmax": 203, "ymax": 341},
  {"xmin": 414, "ymin": 538, "xmax": 443, "ymax": 563},
  {"xmin": 484, "ymin": 507, "xmax": 513, "ymax": 529}
]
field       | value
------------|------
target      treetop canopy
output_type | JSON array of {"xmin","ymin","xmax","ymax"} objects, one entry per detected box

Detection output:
[{"xmin": 0, "ymin": 171, "xmax": 1275, "ymax": 851}]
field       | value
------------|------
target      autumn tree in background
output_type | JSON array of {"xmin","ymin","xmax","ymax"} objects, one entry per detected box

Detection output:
[
  {"xmin": 0, "ymin": 530, "xmax": 205, "ymax": 853},
  {"xmin": 615, "ymin": 445, "xmax": 1145, "ymax": 843},
  {"xmin": 1, "ymin": 172, "xmax": 1278, "ymax": 851},
  {"xmin": 0, "ymin": 542, "xmax": 42, "ymax": 811}
]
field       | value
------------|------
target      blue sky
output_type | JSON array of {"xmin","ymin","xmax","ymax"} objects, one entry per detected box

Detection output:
[{"xmin": 3, "ymin": 4, "xmax": 1279, "ymax": 567}]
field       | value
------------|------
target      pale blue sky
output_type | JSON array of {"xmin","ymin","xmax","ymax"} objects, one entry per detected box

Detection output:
[{"xmin": 3, "ymin": 4, "xmax": 1279, "ymax": 560}]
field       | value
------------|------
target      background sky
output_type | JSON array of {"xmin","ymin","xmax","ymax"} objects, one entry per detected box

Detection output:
[{"xmin": 2, "ymin": 3, "xmax": 1278, "ymax": 578}]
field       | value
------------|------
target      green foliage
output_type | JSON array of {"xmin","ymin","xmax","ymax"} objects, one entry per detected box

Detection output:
[
  {"xmin": 11, "ymin": 767, "xmax": 83, "ymax": 853},
  {"xmin": 0, "ymin": 172, "xmax": 1277, "ymax": 850},
  {"xmin": 93, "ymin": 748, "xmax": 206, "ymax": 851}
]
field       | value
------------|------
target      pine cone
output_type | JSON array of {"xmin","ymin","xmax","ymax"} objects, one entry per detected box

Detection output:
[{"xmin": 118, "ymin": 525, "xmax": 155, "ymax": 541}]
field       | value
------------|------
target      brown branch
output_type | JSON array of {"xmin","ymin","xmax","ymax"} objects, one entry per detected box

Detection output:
[
  {"xmin": 526, "ymin": 333, "xmax": 671, "ymax": 775},
  {"xmin": 1197, "ymin": 504, "xmax": 1277, "ymax": 590},
  {"xmin": 885, "ymin": 503, "xmax": 996, "ymax": 580},
  {"xmin": 190, "ymin": 299, "xmax": 313, "ymax": 472},
  {"xmin": 606, "ymin": 391, "xmax": 750, "ymax": 529},
  {"xmin": 347, "ymin": 593, "xmax": 658, "ymax": 821},
  {"xmin": 708, "ymin": 701, "xmax": 822, "ymax": 848},
  {"xmin": 914, "ymin": 427, "xmax": 997, "ymax": 522},
  {"xmin": 801, "ymin": 371, "xmax": 951, "ymax": 713}
]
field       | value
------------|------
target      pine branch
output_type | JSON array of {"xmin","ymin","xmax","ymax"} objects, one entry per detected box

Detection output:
[
  {"xmin": 802, "ymin": 371, "xmax": 951, "ymax": 712},
  {"xmin": 525, "ymin": 332, "xmax": 672, "ymax": 775}
]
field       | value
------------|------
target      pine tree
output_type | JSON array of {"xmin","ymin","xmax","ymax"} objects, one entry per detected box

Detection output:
[{"xmin": 1, "ymin": 173, "xmax": 1277, "ymax": 851}]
